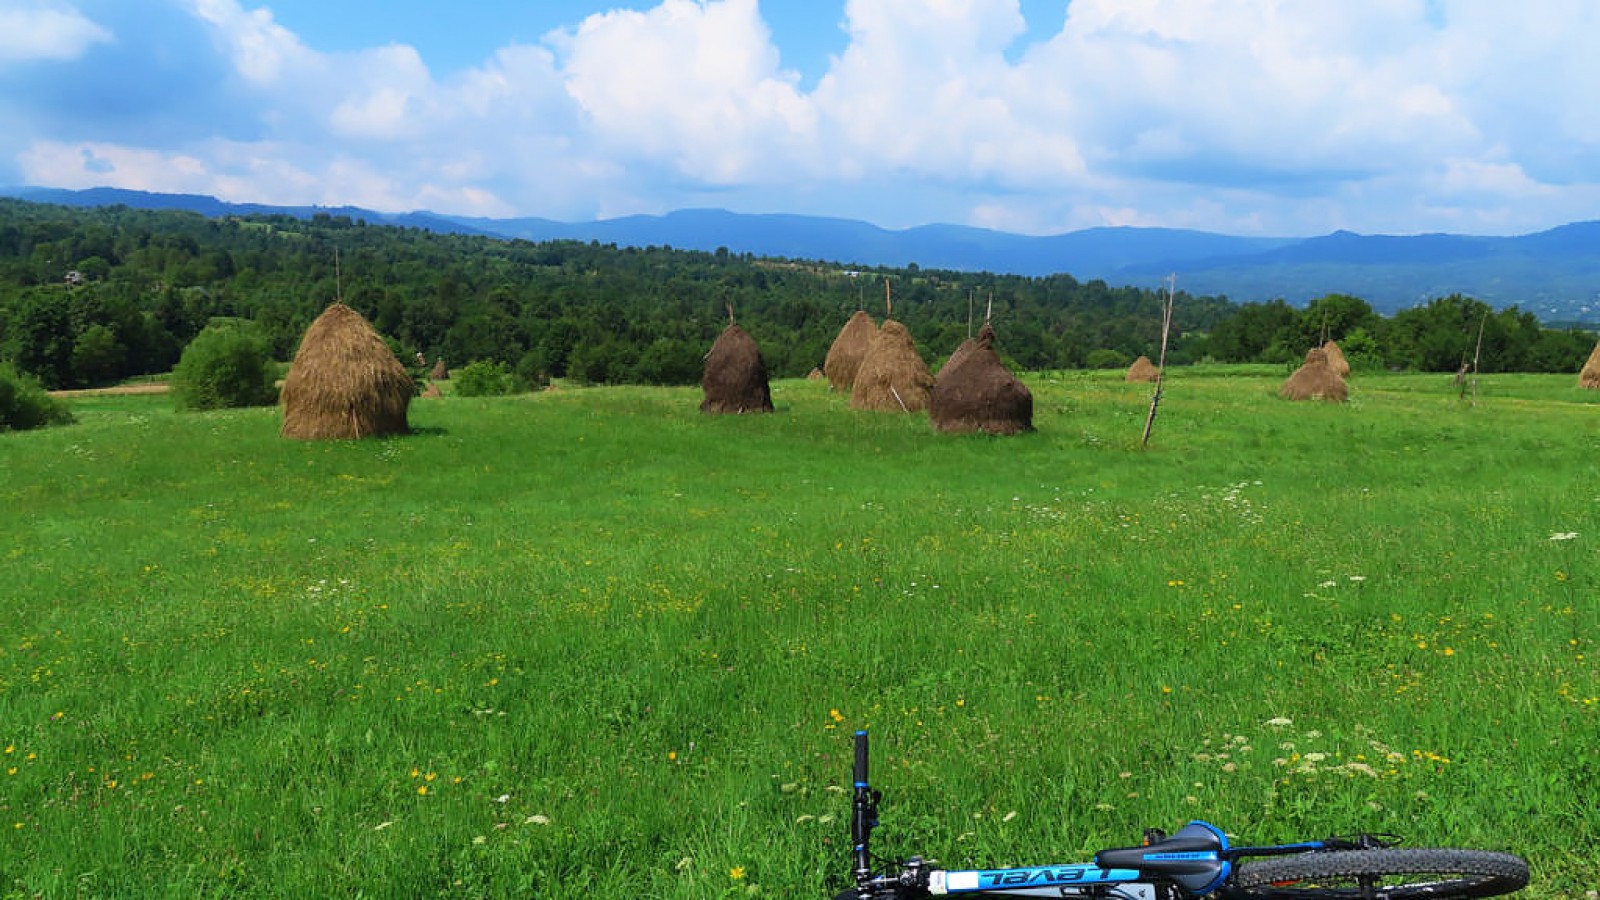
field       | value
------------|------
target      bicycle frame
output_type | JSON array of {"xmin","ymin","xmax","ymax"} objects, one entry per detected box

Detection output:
[{"xmin": 845, "ymin": 730, "xmax": 1351, "ymax": 899}]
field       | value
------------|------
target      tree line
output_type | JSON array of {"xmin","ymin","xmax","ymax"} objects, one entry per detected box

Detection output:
[{"xmin": 1, "ymin": 198, "xmax": 1593, "ymax": 391}]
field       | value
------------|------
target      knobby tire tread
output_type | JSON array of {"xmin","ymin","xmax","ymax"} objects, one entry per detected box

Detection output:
[{"xmin": 1230, "ymin": 847, "xmax": 1529, "ymax": 899}]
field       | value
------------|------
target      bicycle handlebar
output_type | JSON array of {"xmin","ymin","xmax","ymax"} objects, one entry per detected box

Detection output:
[{"xmin": 854, "ymin": 730, "xmax": 869, "ymax": 786}]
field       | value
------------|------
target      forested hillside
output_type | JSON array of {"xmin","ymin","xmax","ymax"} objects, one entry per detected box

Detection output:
[{"xmin": 0, "ymin": 198, "xmax": 1592, "ymax": 390}]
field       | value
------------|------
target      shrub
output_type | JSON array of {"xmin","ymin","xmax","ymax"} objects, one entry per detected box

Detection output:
[
  {"xmin": 171, "ymin": 322, "xmax": 278, "ymax": 411},
  {"xmin": 452, "ymin": 360, "xmax": 517, "ymax": 397},
  {"xmin": 0, "ymin": 361, "xmax": 73, "ymax": 432},
  {"xmin": 514, "ymin": 349, "xmax": 550, "ymax": 391},
  {"xmin": 1085, "ymin": 348, "xmax": 1131, "ymax": 370}
]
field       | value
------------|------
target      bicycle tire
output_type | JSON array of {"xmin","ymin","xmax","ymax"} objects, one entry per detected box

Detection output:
[{"xmin": 1229, "ymin": 847, "xmax": 1529, "ymax": 899}]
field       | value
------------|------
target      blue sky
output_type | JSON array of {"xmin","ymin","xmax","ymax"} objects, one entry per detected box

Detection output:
[{"xmin": 2, "ymin": 0, "xmax": 1598, "ymax": 237}]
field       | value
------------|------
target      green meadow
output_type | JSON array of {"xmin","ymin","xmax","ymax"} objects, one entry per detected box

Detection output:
[{"xmin": 2, "ymin": 370, "xmax": 1597, "ymax": 898}]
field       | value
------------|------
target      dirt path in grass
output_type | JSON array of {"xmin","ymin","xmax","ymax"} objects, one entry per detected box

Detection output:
[{"xmin": 49, "ymin": 382, "xmax": 171, "ymax": 398}]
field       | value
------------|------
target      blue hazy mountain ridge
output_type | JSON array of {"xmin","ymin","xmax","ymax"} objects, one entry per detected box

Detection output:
[
  {"xmin": 447, "ymin": 207, "xmax": 1293, "ymax": 278},
  {"xmin": 5, "ymin": 186, "xmax": 1599, "ymax": 322},
  {"xmin": 4, "ymin": 186, "xmax": 499, "ymax": 236}
]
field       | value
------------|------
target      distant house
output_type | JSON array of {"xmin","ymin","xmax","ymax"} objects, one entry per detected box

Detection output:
[{"xmin": 64, "ymin": 271, "xmax": 84, "ymax": 286}]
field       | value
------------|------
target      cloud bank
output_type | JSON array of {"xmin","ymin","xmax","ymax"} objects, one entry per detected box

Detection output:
[{"xmin": 3, "ymin": 0, "xmax": 1599, "ymax": 236}]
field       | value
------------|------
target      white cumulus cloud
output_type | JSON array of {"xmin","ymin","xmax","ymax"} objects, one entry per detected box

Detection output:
[
  {"xmin": 9, "ymin": 0, "xmax": 1600, "ymax": 236},
  {"xmin": 0, "ymin": 2, "xmax": 112, "ymax": 62},
  {"xmin": 553, "ymin": 0, "xmax": 815, "ymax": 184}
]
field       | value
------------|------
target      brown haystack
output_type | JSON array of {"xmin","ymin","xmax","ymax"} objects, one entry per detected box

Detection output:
[
  {"xmin": 806, "ymin": 367, "xmax": 824, "ymax": 381},
  {"xmin": 824, "ymin": 311, "xmax": 877, "ymax": 392},
  {"xmin": 930, "ymin": 323, "xmax": 1033, "ymax": 434},
  {"xmin": 1321, "ymin": 340, "xmax": 1350, "ymax": 378},
  {"xmin": 280, "ymin": 303, "xmax": 413, "ymax": 440},
  {"xmin": 1281, "ymin": 348, "xmax": 1349, "ymax": 403},
  {"xmin": 1126, "ymin": 355, "xmax": 1160, "ymax": 382},
  {"xmin": 1580, "ymin": 341, "xmax": 1600, "ymax": 389},
  {"xmin": 420, "ymin": 382, "xmax": 443, "ymax": 398},
  {"xmin": 700, "ymin": 323, "xmax": 773, "ymax": 414},
  {"xmin": 851, "ymin": 319, "xmax": 935, "ymax": 412},
  {"xmin": 940, "ymin": 337, "xmax": 979, "ymax": 377},
  {"xmin": 430, "ymin": 359, "xmax": 449, "ymax": 381}
]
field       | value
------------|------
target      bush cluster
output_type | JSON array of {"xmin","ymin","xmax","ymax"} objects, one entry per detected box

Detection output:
[
  {"xmin": 451, "ymin": 360, "xmax": 518, "ymax": 397},
  {"xmin": 0, "ymin": 361, "xmax": 73, "ymax": 431},
  {"xmin": 171, "ymin": 322, "xmax": 279, "ymax": 411}
]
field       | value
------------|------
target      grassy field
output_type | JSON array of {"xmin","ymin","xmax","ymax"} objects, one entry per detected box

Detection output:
[{"xmin": 2, "ymin": 368, "xmax": 1597, "ymax": 897}]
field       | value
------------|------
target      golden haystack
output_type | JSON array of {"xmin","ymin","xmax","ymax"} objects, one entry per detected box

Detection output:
[
  {"xmin": 1580, "ymin": 341, "xmax": 1600, "ymax": 389},
  {"xmin": 1281, "ymin": 348, "xmax": 1349, "ymax": 403},
  {"xmin": 930, "ymin": 323, "xmax": 1032, "ymax": 435},
  {"xmin": 280, "ymin": 303, "xmax": 413, "ymax": 440},
  {"xmin": 851, "ymin": 319, "xmax": 935, "ymax": 412},
  {"xmin": 430, "ymin": 359, "xmax": 449, "ymax": 381},
  {"xmin": 420, "ymin": 382, "xmax": 443, "ymax": 398},
  {"xmin": 1321, "ymin": 340, "xmax": 1351, "ymax": 378},
  {"xmin": 806, "ymin": 367, "xmax": 824, "ymax": 381},
  {"xmin": 1126, "ymin": 355, "xmax": 1160, "ymax": 383},
  {"xmin": 824, "ymin": 310, "xmax": 877, "ymax": 392},
  {"xmin": 700, "ymin": 323, "xmax": 773, "ymax": 414}
]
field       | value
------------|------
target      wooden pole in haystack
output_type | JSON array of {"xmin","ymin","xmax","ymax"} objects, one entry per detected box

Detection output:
[{"xmin": 1141, "ymin": 274, "xmax": 1176, "ymax": 449}]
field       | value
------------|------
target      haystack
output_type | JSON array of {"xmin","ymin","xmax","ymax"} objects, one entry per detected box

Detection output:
[
  {"xmin": 1321, "ymin": 340, "xmax": 1351, "ymax": 378},
  {"xmin": 700, "ymin": 323, "xmax": 773, "ymax": 414},
  {"xmin": 824, "ymin": 311, "xmax": 877, "ymax": 392},
  {"xmin": 1281, "ymin": 348, "xmax": 1348, "ymax": 403},
  {"xmin": 851, "ymin": 319, "xmax": 935, "ymax": 412},
  {"xmin": 1580, "ymin": 341, "xmax": 1600, "ymax": 389},
  {"xmin": 1126, "ymin": 355, "xmax": 1160, "ymax": 383},
  {"xmin": 280, "ymin": 303, "xmax": 413, "ymax": 440},
  {"xmin": 420, "ymin": 382, "xmax": 443, "ymax": 398},
  {"xmin": 940, "ymin": 336, "xmax": 979, "ymax": 377},
  {"xmin": 930, "ymin": 323, "xmax": 1032, "ymax": 434},
  {"xmin": 806, "ymin": 367, "xmax": 824, "ymax": 381},
  {"xmin": 430, "ymin": 359, "xmax": 449, "ymax": 381}
]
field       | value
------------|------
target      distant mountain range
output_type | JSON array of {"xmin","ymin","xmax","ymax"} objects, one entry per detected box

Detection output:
[{"xmin": 7, "ymin": 185, "xmax": 1600, "ymax": 323}]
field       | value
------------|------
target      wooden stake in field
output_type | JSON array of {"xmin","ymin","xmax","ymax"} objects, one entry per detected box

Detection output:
[
  {"xmin": 1467, "ymin": 309, "xmax": 1487, "ymax": 406},
  {"xmin": 1141, "ymin": 274, "xmax": 1176, "ymax": 449}
]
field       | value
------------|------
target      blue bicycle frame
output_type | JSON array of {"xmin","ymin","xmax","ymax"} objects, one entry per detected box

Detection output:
[{"xmin": 846, "ymin": 730, "xmax": 1339, "ymax": 899}]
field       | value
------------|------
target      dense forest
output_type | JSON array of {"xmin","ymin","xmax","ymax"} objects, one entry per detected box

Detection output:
[{"xmin": 0, "ymin": 198, "xmax": 1593, "ymax": 390}]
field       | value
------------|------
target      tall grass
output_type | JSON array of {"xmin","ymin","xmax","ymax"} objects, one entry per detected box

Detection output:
[{"xmin": 1, "ymin": 371, "xmax": 1596, "ymax": 897}]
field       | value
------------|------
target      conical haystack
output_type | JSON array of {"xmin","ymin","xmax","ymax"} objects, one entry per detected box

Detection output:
[
  {"xmin": 1126, "ymin": 355, "xmax": 1160, "ymax": 383},
  {"xmin": 930, "ymin": 323, "xmax": 1033, "ymax": 434},
  {"xmin": 1580, "ymin": 341, "xmax": 1600, "ymax": 389},
  {"xmin": 806, "ymin": 366, "xmax": 824, "ymax": 381},
  {"xmin": 824, "ymin": 311, "xmax": 877, "ymax": 392},
  {"xmin": 1321, "ymin": 340, "xmax": 1350, "ymax": 378},
  {"xmin": 851, "ymin": 319, "xmax": 935, "ymax": 412},
  {"xmin": 430, "ymin": 359, "xmax": 449, "ymax": 381},
  {"xmin": 280, "ymin": 303, "xmax": 413, "ymax": 439},
  {"xmin": 1281, "ymin": 348, "xmax": 1348, "ymax": 403},
  {"xmin": 940, "ymin": 337, "xmax": 979, "ymax": 377},
  {"xmin": 700, "ymin": 323, "xmax": 773, "ymax": 414}
]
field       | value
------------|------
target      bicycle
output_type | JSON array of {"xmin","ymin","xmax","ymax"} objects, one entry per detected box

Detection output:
[{"xmin": 835, "ymin": 731, "xmax": 1529, "ymax": 899}]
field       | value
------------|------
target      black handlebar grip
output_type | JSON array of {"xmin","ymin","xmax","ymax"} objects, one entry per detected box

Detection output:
[{"xmin": 854, "ymin": 730, "xmax": 869, "ymax": 786}]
